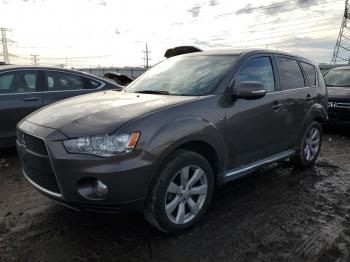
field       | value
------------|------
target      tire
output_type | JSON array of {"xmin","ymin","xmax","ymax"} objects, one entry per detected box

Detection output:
[
  {"xmin": 143, "ymin": 149, "xmax": 214, "ymax": 233},
  {"xmin": 292, "ymin": 121, "xmax": 322, "ymax": 168}
]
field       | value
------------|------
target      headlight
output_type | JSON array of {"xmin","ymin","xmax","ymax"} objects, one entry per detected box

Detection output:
[{"xmin": 63, "ymin": 132, "xmax": 140, "ymax": 157}]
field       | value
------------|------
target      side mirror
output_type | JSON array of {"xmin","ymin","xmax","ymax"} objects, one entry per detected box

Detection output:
[{"xmin": 234, "ymin": 81, "xmax": 266, "ymax": 100}]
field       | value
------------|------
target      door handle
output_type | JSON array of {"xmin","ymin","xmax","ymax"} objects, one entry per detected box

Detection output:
[
  {"xmin": 272, "ymin": 101, "xmax": 283, "ymax": 109},
  {"xmin": 22, "ymin": 97, "xmax": 39, "ymax": 101},
  {"xmin": 306, "ymin": 94, "xmax": 312, "ymax": 101}
]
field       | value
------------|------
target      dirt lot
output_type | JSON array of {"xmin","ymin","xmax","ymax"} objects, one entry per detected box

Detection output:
[{"xmin": 0, "ymin": 127, "xmax": 350, "ymax": 262}]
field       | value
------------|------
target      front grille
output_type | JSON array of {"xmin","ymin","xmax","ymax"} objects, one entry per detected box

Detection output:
[
  {"xmin": 337, "ymin": 102, "xmax": 350, "ymax": 109},
  {"xmin": 23, "ymin": 166, "xmax": 61, "ymax": 194},
  {"xmin": 17, "ymin": 129, "xmax": 61, "ymax": 195},
  {"xmin": 339, "ymin": 113, "xmax": 350, "ymax": 122},
  {"xmin": 17, "ymin": 129, "xmax": 48, "ymax": 156}
]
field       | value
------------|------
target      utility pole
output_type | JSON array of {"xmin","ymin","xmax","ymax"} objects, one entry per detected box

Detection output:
[
  {"xmin": 331, "ymin": 0, "xmax": 350, "ymax": 64},
  {"xmin": 30, "ymin": 54, "xmax": 39, "ymax": 65},
  {"xmin": 0, "ymin": 28, "xmax": 13, "ymax": 64},
  {"xmin": 143, "ymin": 43, "xmax": 151, "ymax": 69}
]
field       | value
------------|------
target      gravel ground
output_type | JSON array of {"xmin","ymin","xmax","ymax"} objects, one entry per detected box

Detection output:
[{"xmin": 0, "ymin": 127, "xmax": 350, "ymax": 262}]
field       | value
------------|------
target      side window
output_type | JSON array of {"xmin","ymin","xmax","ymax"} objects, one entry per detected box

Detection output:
[
  {"xmin": 0, "ymin": 73, "xmax": 15, "ymax": 93},
  {"xmin": 0, "ymin": 71, "xmax": 37, "ymax": 94},
  {"xmin": 85, "ymin": 78, "xmax": 102, "ymax": 89},
  {"xmin": 276, "ymin": 57, "xmax": 305, "ymax": 90},
  {"xmin": 300, "ymin": 62, "xmax": 317, "ymax": 86},
  {"xmin": 235, "ymin": 57, "xmax": 275, "ymax": 93},
  {"xmin": 45, "ymin": 71, "xmax": 84, "ymax": 91}
]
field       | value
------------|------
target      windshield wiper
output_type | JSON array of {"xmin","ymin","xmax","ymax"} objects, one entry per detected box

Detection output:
[{"xmin": 135, "ymin": 90, "xmax": 170, "ymax": 95}]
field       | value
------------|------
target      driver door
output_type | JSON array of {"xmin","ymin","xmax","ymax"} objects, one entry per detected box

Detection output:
[{"xmin": 225, "ymin": 55, "xmax": 285, "ymax": 169}]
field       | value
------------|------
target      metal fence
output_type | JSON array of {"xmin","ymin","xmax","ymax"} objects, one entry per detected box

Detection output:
[{"xmin": 78, "ymin": 67, "xmax": 147, "ymax": 79}]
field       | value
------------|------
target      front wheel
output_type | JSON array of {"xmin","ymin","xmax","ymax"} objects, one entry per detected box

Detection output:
[
  {"xmin": 292, "ymin": 121, "xmax": 322, "ymax": 168},
  {"xmin": 144, "ymin": 150, "xmax": 214, "ymax": 233}
]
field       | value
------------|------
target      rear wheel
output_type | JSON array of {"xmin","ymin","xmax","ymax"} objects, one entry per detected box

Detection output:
[
  {"xmin": 144, "ymin": 150, "xmax": 214, "ymax": 233},
  {"xmin": 292, "ymin": 121, "xmax": 322, "ymax": 168}
]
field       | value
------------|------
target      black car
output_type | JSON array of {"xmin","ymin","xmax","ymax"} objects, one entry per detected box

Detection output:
[
  {"xmin": 17, "ymin": 50, "xmax": 327, "ymax": 232},
  {"xmin": 324, "ymin": 67, "xmax": 350, "ymax": 126},
  {"xmin": 0, "ymin": 66, "xmax": 122, "ymax": 148}
]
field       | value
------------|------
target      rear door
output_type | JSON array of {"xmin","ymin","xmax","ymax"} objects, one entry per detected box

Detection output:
[
  {"xmin": 226, "ymin": 55, "xmax": 285, "ymax": 169},
  {"xmin": 275, "ymin": 56, "xmax": 312, "ymax": 148},
  {"xmin": 42, "ymin": 70, "xmax": 104, "ymax": 106},
  {"xmin": 0, "ymin": 70, "xmax": 42, "ymax": 146}
]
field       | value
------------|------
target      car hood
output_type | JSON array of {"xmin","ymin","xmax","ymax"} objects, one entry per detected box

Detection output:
[
  {"xmin": 26, "ymin": 91, "xmax": 197, "ymax": 137},
  {"xmin": 327, "ymin": 86, "xmax": 350, "ymax": 100}
]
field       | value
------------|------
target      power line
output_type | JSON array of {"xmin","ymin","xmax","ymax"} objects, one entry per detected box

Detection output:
[
  {"xmin": 331, "ymin": 0, "xmax": 350, "ymax": 63},
  {"xmin": 0, "ymin": 28, "xmax": 14, "ymax": 64},
  {"xmin": 30, "ymin": 54, "xmax": 39, "ymax": 65},
  {"xmin": 143, "ymin": 43, "xmax": 151, "ymax": 69},
  {"xmin": 227, "ymin": 26, "xmax": 338, "ymax": 46}
]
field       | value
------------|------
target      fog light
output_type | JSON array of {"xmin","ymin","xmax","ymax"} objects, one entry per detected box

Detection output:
[{"xmin": 93, "ymin": 180, "xmax": 108, "ymax": 198}]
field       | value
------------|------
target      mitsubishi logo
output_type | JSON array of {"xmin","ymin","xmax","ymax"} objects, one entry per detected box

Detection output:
[{"xmin": 328, "ymin": 102, "xmax": 337, "ymax": 108}]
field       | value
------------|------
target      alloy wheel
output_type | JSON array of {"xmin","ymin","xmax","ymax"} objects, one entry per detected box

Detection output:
[
  {"xmin": 165, "ymin": 165, "xmax": 208, "ymax": 224},
  {"xmin": 304, "ymin": 127, "xmax": 320, "ymax": 161}
]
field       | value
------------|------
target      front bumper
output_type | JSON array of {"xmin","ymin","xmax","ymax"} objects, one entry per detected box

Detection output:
[{"xmin": 17, "ymin": 120, "xmax": 158, "ymax": 213}]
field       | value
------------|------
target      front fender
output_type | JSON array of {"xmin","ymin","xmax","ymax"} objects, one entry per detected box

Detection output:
[{"xmin": 144, "ymin": 116, "xmax": 227, "ymax": 176}]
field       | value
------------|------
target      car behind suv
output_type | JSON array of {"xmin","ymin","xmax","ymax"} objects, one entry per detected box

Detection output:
[
  {"xmin": 17, "ymin": 50, "xmax": 327, "ymax": 232},
  {"xmin": 323, "ymin": 66, "xmax": 350, "ymax": 126},
  {"xmin": 0, "ymin": 66, "xmax": 122, "ymax": 148}
]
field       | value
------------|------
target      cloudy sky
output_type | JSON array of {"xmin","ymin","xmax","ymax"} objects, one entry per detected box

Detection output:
[{"xmin": 0, "ymin": 0, "xmax": 346, "ymax": 67}]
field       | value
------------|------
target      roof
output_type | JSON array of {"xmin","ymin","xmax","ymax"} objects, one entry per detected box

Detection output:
[
  {"xmin": 0, "ymin": 65, "xmax": 83, "ymax": 72},
  {"xmin": 182, "ymin": 48, "xmax": 314, "ymax": 64}
]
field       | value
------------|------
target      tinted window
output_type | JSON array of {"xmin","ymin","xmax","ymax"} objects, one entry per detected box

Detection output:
[
  {"xmin": 0, "ymin": 71, "xmax": 37, "ymax": 94},
  {"xmin": 301, "ymin": 62, "xmax": 316, "ymax": 86},
  {"xmin": 0, "ymin": 73, "xmax": 14, "ymax": 93},
  {"xmin": 46, "ymin": 71, "xmax": 84, "ymax": 91},
  {"xmin": 276, "ymin": 57, "xmax": 305, "ymax": 90},
  {"xmin": 235, "ymin": 57, "xmax": 275, "ymax": 93},
  {"xmin": 86, "ymin": 78, "xmax": 102, "ymax": 89},
  {"xmin": 324, "ymin": 68, "xmax": 350, "ymax": 87},
  {"xmin": 126, "ymin": 55, "xmax": 237, "ymax": 96}
]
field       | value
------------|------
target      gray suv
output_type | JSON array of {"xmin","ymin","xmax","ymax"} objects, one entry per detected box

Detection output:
[{"xmin": 17, "ymin": 50, "xmax": 327, "ymax": 232}]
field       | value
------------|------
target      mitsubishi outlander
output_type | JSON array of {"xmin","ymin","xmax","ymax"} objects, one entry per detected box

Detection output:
[{"xmin": 17, "ymin": 50, "xmax": 328, "ymax": 232}]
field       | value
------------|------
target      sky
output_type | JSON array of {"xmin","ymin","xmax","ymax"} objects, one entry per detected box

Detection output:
[{"xmin": 0, "ymin": 0, "xmax": 346, "ymax": 68}]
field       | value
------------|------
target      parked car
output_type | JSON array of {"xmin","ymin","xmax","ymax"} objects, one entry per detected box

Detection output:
[
  {"xmin": 323, "ymin": 66, "xmax": 350, "ymax": 126},
  {"xmin": 104, "ymin": 72, "xmax": 133, "ymax": 86},
  {"xmin": 0, "ymin": 65, "xmax": 122, "ymax": 148},
  {"xmin": 17, "ymin": 50, "xmax": 327, "ymax": 232},
  {"xmin": 164, "ymin": 46, "xmax": 202, "ymax": 58}
]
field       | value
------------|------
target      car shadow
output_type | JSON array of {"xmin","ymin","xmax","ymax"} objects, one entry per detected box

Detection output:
[{"xmin": 323, "ymin": 125, "xmax": 350, "ymax": 138}]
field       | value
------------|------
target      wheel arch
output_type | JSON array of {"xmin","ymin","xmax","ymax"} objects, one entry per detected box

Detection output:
[{"xmin": 297, "ymin": 103, "xmax": 327, "ymax": 147}]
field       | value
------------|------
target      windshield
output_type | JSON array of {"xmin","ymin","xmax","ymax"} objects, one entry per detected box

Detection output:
[
  {"xmin": 126, "ymin": 55, "xmax": 237, "ymax": 96},
  {"xmin": 324, "ymin": 69, "xmax": 350, "ymax": 87}
]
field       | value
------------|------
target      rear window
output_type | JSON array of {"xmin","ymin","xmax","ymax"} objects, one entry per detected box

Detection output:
[
  {"xmin": 301, "ymin": 62, "xmax": 317, "ymax": 86},
  {"xmin": 276, "ymin": 57, "xmax": 305, "ymax": 90}
]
